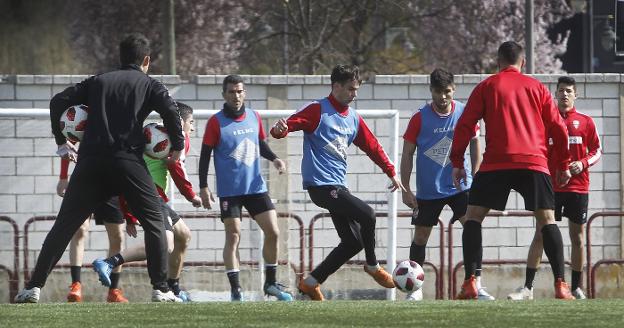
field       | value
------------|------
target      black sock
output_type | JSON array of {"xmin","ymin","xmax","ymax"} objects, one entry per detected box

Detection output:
[
  {"xmin": 409, "ymin": 242, "xmax": 426, "ymax": 267},
  {"xmin": 110, "ymin": 272, "xmax": 120, "ymax": 289},
  {"xmin": 265, "ymin": 265, "xmax": 277, "ymax": 285},
  {"xmin": 462, "ymin": 221, "xmax": 482, "ymax": 281},
  {"xmin": 227, "ymin": 271, "xmax": 241, "ymax": 290},
  {"xmin": 571, "ymin": 270, "xmax": 582, "ymax": 290},
  {"xmin": 70, "ymin": 266, "xmax": 81, "ymax": 283},
  {"xmin": 541, "ymin": 224, "xmax": 565, "ymax": 280},
  {"xmin": 168, "ymin": 278, "xmax": 181, "ymax": 295},
  {"xmin": 525, "ymin": 267, "xmax": 537, "ymax": 289},
  {"xmin": 475, "ymin": 246, "xmax": 484, "ymax": 277},
  {"xmin": 105, "ymin": 254, "xmax": 125, "ymax": 268}
]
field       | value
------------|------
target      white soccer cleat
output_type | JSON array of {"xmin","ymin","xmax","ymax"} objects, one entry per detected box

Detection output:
[
  {"xmin": 14, "ymin": 287, "xmax": 40, "ymax": 303},
  {"xmin": 151, "ymin": 289, "xmax": 183, "ymax": 303},
  {"xmin": 477, "ymin": 287, "xmax": 496, "ymax": 300},
  {"xmin": 507, "ymin": 286, "xmax": 533, "ymax": 300},
  {"xmin": 405, "ymin": 289, "xmax": 423, "ymax": 301},
  {"xmin": 571, "ymin": 288, "xmax": 587, "ymax": 300}
]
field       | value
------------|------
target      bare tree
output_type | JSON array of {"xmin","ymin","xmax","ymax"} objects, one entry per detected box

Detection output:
[
  {"xmin": 67, "ymin": 0, "xmax": 247, "ymax": 75},
  {"xmin": 237, "ymin": 0, "xmax": 571, "ymax": 74},
  {"xmin": 413, "ymin": 0, "xmax": 571, "ymax": 73}
]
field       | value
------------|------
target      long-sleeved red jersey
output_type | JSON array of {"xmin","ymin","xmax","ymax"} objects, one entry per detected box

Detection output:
[
  {"xmin": 548, "ymin": 108, "xmax": 601, "ymax": 193},
  {"xmin": 450, "ymin": 67, "xmax": 570, "ymax": 175},
  {"xmin": 270, "ymin": 94, "xmax": 396, "ymax": 178}
]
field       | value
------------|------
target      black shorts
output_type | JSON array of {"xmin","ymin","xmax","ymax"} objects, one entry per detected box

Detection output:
[
  {"xmin": 93, "ymin": 197, "xmax": 124, "ymax": 225},
  {"xmin": 413, "ymin": 191, "xmax": 469, "ymax": 226},
  {"xmin": 219, "ymin": 192, "xmax": 275, "ymax": 221},
  {"xmin": 160, "ymin": 199, "xmax": 180, "ymax": 231},
  {"xmin": 468, "ymin": 169, "xmax": 554, "ymax": 211},
  {"xmin": 555, "ymin": 192, "xmax": 589, "ymax": 224}
]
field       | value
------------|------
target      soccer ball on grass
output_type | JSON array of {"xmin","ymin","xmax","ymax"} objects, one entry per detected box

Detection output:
[{"xmin": 392, "ymin": 260, "xmax": 424, "ymax": 293}]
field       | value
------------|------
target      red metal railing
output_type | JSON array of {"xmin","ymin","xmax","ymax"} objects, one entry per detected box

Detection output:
[
  {"xmin": 308, "ymin": 212, "xmax": 445, "ymax": 299},
  {"xmin": 586, "ymin": 211, "xmax": 624, "ymax": 298},
  {"xmin": 447, "ymin": 211, "xmax": 534, "ymax": 299},
  {"xmin": 23, "ymin": 212, "xmax": 305, "ymax": 284},
  {"xmin": 178, "ymin": 212, "xmax": 306, "ymax": 282},
  {"xmin": 0, "ymin": 216, "xmax": 19, "ymax": 302}
]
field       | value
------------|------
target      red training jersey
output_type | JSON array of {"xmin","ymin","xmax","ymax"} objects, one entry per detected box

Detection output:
[
  {"xmin": 450, "ymin": 67, "xmax": 570, "ymax": 174},
  {"xmin": 270, "ymin": 94, "xmax": 396, "ymax": 177},
  {"xmin": 548, "ymin": 108, "xmax": 601, "ymax": 193},
  {"xmin": 202, "ymin": 110, "xmax": 267, "ymax": 147}
]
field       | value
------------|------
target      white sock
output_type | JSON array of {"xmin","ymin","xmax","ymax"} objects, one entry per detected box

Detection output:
[
  {"xmin": 476, "ymin": 276, "xmax": 482, "ymax": 289},
  {"xmin": 367, "ymin": 263, "xmax": 381, "ymax": 272}
]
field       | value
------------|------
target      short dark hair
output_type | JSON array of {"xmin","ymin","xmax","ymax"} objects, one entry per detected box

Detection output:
[
  {"xmin": 222, "ymin": 75, "xmax": 244, "ymax": 92},
  {"xmin": 176, "ymin": 101, "xmax": 193, "ymax": 120},
  {"xmin": 497, "ymin": 41, "xmax": 524, "ymax": 66},
  {"xmin": 119, "ymin": 33, "xmax": 151, "ymax": 66},
  {"xmin": 330, "ymin": 64, "xmax": 361, "ymax": 85},
  {"xmin": 557, "ymin": 76, "xmax": 576, "ymax": 91},
  {"xmin": 430, "ymin": 68, "xmax": 454, "ymax": 90}
]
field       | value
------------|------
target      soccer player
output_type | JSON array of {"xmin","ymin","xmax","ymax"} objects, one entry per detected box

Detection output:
[
  {"xmin": 271, "ymin": 64, "xmax": 405, "ymax": 301},
  {"xmin": 15, "ymin": 33, "xmax": 184, "ymax": 303},
  {"xmin": 507, "ymin": 76, "xmax": 601, "ymax": 300},
  {"xmin": 449, "ymin": 41, "xmax": 574, "ymax": 300},
  {"xmin": 93, "ymin": 102, "xmax": 201, "ymax": 302},
  {"xmin": 400, "ymin": 68, "xmax": 493, "ymax": 301},
  {"xmin": 58, "ymin": 160, "xmax": 127, "ymax": 302},
  {"xmin": 198, "ymin": 75, "xmax": 293, "ymax": 302}
]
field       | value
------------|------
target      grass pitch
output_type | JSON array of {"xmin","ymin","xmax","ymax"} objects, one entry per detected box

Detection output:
[{"xmin": 1, "ymin": 299, "xmax": 623, "ymax": 327}]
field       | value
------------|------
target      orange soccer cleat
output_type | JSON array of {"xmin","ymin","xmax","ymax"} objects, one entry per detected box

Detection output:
[
  {"xmin": 455, "ymin": 275, "xmax": 478, "ymax": 300},
  {"xmin": 554, "ymin": 278, "xmax": 574, "ymax": 300},
  {"xmin": 107, "ymin": 288, "xmax": 129, "ymax": 303},
  {"xmin": 298, "ymin": 280, "xmax": 325, "ymax": 301},
  {"xmin": 363, "ymin": 265, "xmax": 396, "ymax": 288},
  {"xmin": 67, "ymin": 282, "xmax": 82, "ymax": 303}
]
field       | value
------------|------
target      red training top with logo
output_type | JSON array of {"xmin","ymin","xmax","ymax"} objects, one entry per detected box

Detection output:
[
  {"xmin": 270, "ymin": 94, "xmax": 396, "ymax": 178},
  {"xmin": 450, "ymin": 67, "xmax": 570, "ymax": 174},
  {"xmin": 548, "ymin": 108, "xmax": 601, "ymax": 193}
]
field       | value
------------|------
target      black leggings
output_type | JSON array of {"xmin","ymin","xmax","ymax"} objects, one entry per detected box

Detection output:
[
  {"xmin": 27, "ymin": 152, "xmax": 168, "ymax": 290},
  {"xmin": 307, "ymin": 186, "xmax": 378, "ymax": 283}
]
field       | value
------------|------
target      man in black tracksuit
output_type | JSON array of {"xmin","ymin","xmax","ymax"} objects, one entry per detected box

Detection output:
[{"xmin": 15, "ymin": 33, "xmax": 185, "ymax": 303}]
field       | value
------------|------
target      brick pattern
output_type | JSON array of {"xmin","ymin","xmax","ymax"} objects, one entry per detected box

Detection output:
[{"xmin": 0, "ymin": 74, "xmax": 622, "ymax": 279}]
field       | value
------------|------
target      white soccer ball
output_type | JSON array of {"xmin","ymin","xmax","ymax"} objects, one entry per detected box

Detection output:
[
  {"xmin": 60, "ymin": 104, "xmax": 88, "ymax": 142},
  {"xmin": 392, "ymin": 260, "xmax": 425, "ymax": 293},
  {"xmin": 143, "ymin": 123, "xmax": 171, "ymax": 159}
]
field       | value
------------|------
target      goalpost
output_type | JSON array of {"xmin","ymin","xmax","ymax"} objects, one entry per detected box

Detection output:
[{"xmin": 0, "ymin": 108, "xmax": 400, "ymax": 301}]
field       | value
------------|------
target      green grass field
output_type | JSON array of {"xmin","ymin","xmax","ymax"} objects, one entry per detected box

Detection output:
[{"xmin": 2, "ymin": 300, "xmax": 624, "ymax": 327}]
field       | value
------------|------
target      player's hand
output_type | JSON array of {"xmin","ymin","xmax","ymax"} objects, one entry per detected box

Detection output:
[
  {"xmin": 56, "ymin": 142, "xmax": 78, "ymax": 162},
  {"xmin": 271, "ymin": 118, "xmax": 289, "ymax": 137},
  {"xmin": 273, "ymin": 158, "xmax": 286, "ymax": 174},
  {"xmin": 126, "ymin": 223, "xmax": 138, "ymax": 238},
  {"xmin": 569, "ymin": 161, "xmax": 583, "ymax": 175},
  {"xmin": 166, "ymin": 150, "xmax": 182, "ymax": 165},
  {"xmin": 388, "ymin": 175, "xmax": 407, "ymax": 192},
  {"xmin": 190, "ymin": 195, "xmax": 202, "ymax": 208},
  {"xmin": 452, "ymin": 167, "xmax": 467, "ymax": 189},
  {"xmin": 401, "ymin": 190, "xmax": 417, "ymax": 209},
  {"xmin": 557, "ymin": 169, "xmax": 572, "ymax": 187},
  {"xmin": 56, "ymin": 179, "xmax": 69, "ymax": 197},
  {"xmin": 200, "ymin": 187, "xmax": 215, "ymax": 210}
]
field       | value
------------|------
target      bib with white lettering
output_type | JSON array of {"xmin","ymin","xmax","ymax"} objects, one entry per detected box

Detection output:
[
  {"xmin": 302, "ymin": 98, "xmax": 359, "ymax": 188},
  {"xmin": 214, "ymin": 108, "xmax": 267, "ymax": 197},
  {"xmin": 415, "ymin": 101, "xmax": 472, "ymax": 199}
]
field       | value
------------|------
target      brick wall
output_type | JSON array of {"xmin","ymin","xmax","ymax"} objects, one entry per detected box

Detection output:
[{"xmin": 0, "ymin": 73, "xmax": 622, "ymax": 298}]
